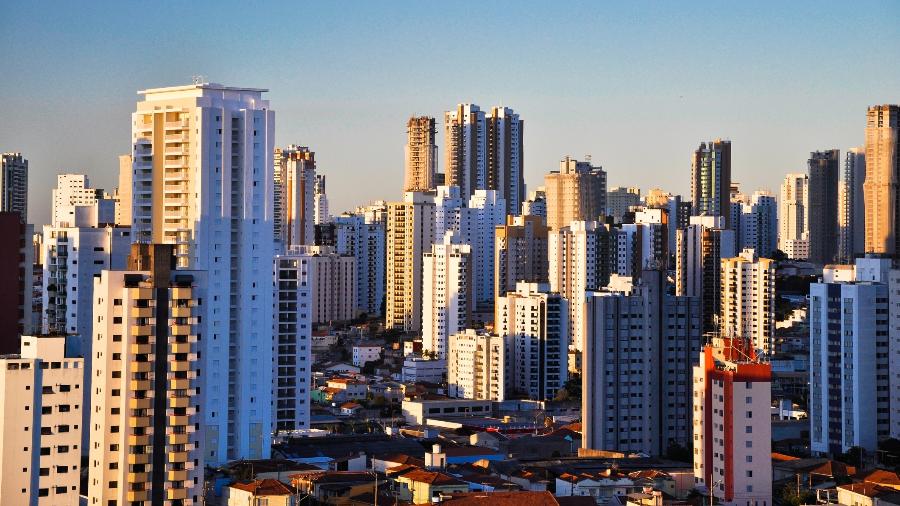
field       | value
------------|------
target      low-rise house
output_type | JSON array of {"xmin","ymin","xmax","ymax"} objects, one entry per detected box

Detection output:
[
  {"xmin": 340, "ymin": 402, "xmax": 363, "ymax": 416},
  {"xmin": 353, "ymin": 343, "xmax": 383, "ymax": 367},
  {"xmin": 402, "ymin": 356, "xmax": 447, "ymax": 383},
  {"xmin": 327, "ymin": 378, "xmax": 368, "ymax": 400},
  {"xmin": 437, "ymin": 491, "xmax": 564, "ymax": 506},
  {"xmin": 292, "ymin": 471, "xmax": 385, "ymax": 504},
  {"xmin": 837, "ymin": 482, "xmax": 900, "ymax": 506},
  {"xmin": 555, "ymin": 470, "xmax": 636, "ymax": 504},
  {"xmin": 395, "ymin": 469, "xmax": 469, "ymax": 504},
  {"xmin": 224, "ymin": 479, "xmax": 297, "ymax": 506},
  {"xmin": 373, "ymin": 453, "xmax": 426, "ymax": 473}
]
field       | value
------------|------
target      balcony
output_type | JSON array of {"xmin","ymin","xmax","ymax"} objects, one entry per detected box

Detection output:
[
  {"xmin": 168, "ymin": 433, "xmax": 189, "ymax": 445},
  {"xmin": 130, "ymin": 343, "xmax": 152, "ymax": 355},
  {"xmin": 130, "ymin": 307, "xmax": 154, "ymax": 318},
  {"xmin": 127, "ymin": 490, "xmax": 150, "ymax": 502},
  {"xmin": 168, "ymin": 469, "xmax": 188, "ymax": 482},
  {"xmin": 129, "ymin": 397, "xmax": 152, "ymax": 409},
  {"xmin": 127, "ymin": 453, "xmax": 150, "ymax": 465},
  {"xmin": 130, "ymin": 380, "xmax": 151, "ymax": 392},
  {"xmin": 167, "ymin": 487, "xmax": 188, "ymax": 500},
  {"xmin": 171, "ymin": 361, "xmax": 191, "ymax": 372},
  {"xmin": 128, "ymin": 434, "xmax": 150, "ymax": 446},
  {"xmin": 127, "ymin": 472, "xmax": 149, "ymax": 483},
  {"xmin": 168, "ymin": 415, "xmax": 189, "ymax": 426},
  {"xmin": 131, "ymin": 361, "xmax": 152, "ymax": 373},
  {"xmin": 130, "ymin": 325, "xmax": 153, "ymax": 337},
  {"xmin": 170, "ymin": 342, "xmax": 192, "ymax": 354},
  {"xmin": 171, "ymin": 306, "xmax": 192, "ymax": 318},
  {"xmin": 169, "ymin": 392, "xmax": 192, "ymax": 407},
  {"xmin": 171, "ymin": 324, "xmax": 191, "ymax": 335},
  {"xmin": 168, "ymin": 451, "xmax": 188, "ymax": 463},
  {"xmin": 170, "ymin": 378, "xmax": 190, "ymax": 390}
]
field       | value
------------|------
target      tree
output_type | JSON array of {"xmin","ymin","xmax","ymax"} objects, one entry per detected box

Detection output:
[
  {"xmin": 665, "ymin": 442, "xmax": 691, "ymax": 463},
  {"xmin": 780, "ymin": 483, "xmax": 815, "ymax": 506}
]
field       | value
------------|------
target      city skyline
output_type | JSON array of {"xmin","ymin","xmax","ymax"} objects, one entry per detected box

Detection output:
[{"xmin": 3, "ymin": 1, "xmax": 899, "ymax": 225}]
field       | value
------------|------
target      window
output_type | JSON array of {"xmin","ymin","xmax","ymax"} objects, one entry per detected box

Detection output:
[{"xmin": 745, "ymin": 426, "xmax": 752, "ymax": 434}]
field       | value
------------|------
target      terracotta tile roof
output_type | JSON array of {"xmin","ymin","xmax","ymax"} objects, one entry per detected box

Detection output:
[
  {"xmin": 771, "ymin": 452, "xmax": 801, "ymax": 462},
  {"xmin": 400, "ymin": 469, "xmax": 466, "ymax": 486},
  {"xmin": 376, "ymin": 454, "xmax": 426, "ymax": 468},
  {"xmin": 861, "ymin": 469, "xmax": 900, "ymax": 487},
  {"xmin": 444, "ymin": 446, "xmax": 501, "ymax": 457},
  {"xmin": 556, "ymin": 497, "xmax": 597, "ymax": 506},
  {"xmin": 438, "ymin": 491, "xmax": 560, "ymax": 506},
  {"xmin": 808, "ymin": 460, "xmax": 853, "ymax": 478},
  {"xmin": 386, "ymin": 463, "xmax": 421, "ymax": 476},
  {"xmin": 838, "ymin": 482, "xmax": 897, "ymax": 498},
  {"xmin": 341, "ymin": 402, "xmax": 362, "ymax": 409},
  {"xmin": 230, "ymin": 479, "xmax": 295, "ymax": 496}
]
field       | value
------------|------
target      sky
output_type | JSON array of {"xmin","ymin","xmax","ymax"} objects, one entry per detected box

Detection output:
[{"xmin": 2, "ymin": 1, "xmax": 899, "ymax": 226}]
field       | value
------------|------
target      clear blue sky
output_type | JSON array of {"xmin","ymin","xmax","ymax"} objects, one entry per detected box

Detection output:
[{"xmin": 2, "ymin": 1, "xmax": 898, "ymax": 226}]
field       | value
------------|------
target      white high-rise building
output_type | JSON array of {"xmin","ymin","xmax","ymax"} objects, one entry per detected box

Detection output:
[
  {"xmin": 693, "ymin": 338, "xmax": 772, "ymax": 506},
  {"xmin": 51, "ymin": 173, "xmax": 109, "ymax": 227},
  {"xmin": 739, "ymin": 190, "xmax": 777, "ymax": 258},
  {"xmin": 422, "ymin": 235, "xmax": 473, "ymax": 358},
  {"xmin": 675, "ymin": 216, "xmax": 735, "ymax": 335},
  {"xmin": 720, "ymin": 249, "xmax": 775, "ymax": 354},
  {"xmin": 460, "ymin": 190, "xmax": 506, "ymax": 310},
  {"xmin": 809, "ymin": 258, "xmax": 900, "ymax": 454},
  {"xmin": 130, "ymin": 82, "xmax": 274, "ymax": 463},
  {"xmin": 447, "ymin": 329, "xmax": 506, "ymax": 400},
  {"xmin": 331, "ymin": 213, "xmax": 386, "ymax": 315},
  {"xmin": 495, "ymin": 282, "xmax": 568, "ymax": 401},
  {"xmin": 115, "ymin": 155, "xmax": 133, "ymax": 227},
  {"xmin": 89, "ymin": 244, "xmax": 205, "ymax": 505},
  {"xmin": 273, "ymin": 254, "xmax": 313, "ymax": 432},
  {"xmin": 314, "ymin": 174, "xmax": 330, "ymax": 225},
  {"xmin": 582, "ymin": 270, "xmax": 702, "ymax": 455},
  {"xmin": 284, "ymin": 245, "xmax": 356, "ymax": 324},
  {"xmin": 838, "ymin": 147, "xmax": 866, "ymax": 264},
  {"xmin": 779, "ymin": 173, "xmax": 809, "ymax": 259},
  {"xmin": 549, "ymin": 220, "xmax": 613, "ymax": 353},
  {"xmin": 0, "ymin": 335, "xmax": 82, "ymax": 505},
  {"xmin": 445, "ymin": 104, "xmax": 486, "ymax": 200}
]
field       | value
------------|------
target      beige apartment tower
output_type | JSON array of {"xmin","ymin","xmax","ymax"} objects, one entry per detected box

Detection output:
[
  {"xmin": 385, "ymin": 193, "xmax": 436, "ymax": 331},
  {"xmin": 274, "ymin": 145, "xmax": 316, "ymax": 248},
  {"xmin": 544, "ymin": 156, "xmax": 607, "ymax": 231},
  {"xmin": 720, "ymin": 249, "xmax": 775, "ymax": 354},
  {"xmin": 88, "ymin": 244, "xmax": 204, "ymax": 505},
  {"xmin": 494, "ymin": 214, "xmax": 549, "ymax": 301},
  {"xmin": 864, "ymin": 105, "xmax": 900, "ymax": 256},
  {"xmin": 404, "ymin": 116, "xmax": 438, "ymax": 192}
]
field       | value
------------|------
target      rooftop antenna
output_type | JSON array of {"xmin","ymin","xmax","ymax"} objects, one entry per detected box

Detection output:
[
  {"xmin": 585, "ymin": 154, "xmax": 592, "ymax": 163},
  {"xmin": 191, "ymin": 75, "xmax": 206, "ymax": 85}
]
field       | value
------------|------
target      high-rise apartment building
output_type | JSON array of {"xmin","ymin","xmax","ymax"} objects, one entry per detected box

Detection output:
[
  {"xmin": 494, "ymin": 215, "xmax": 549, "ymax": 301},
  {"xmin": 691, "ymin": 139, "xmax": 732, "ymax": 228},
  {"xmin": 115, "ymin": 154, "xmax": 133, "ymax": 227},
  {"xmin": 582, "ymin": 270, "xmax": 702, "ymax": 455},
  {"xmin": 1, "ymin": 152, "xmax": 28, "ymax": 221},
  {"xmin": 487, "ymin": 106, "xmax": 524, "ymax": 214},
  {"xmin": 447, "ymin": 329, "xmax": 506, "ymax": 400},
  {"xmin": 131, "ymin": 82, "xmax": 274, "ymax": 463},
  {"xmin": 495, "ymin": 282, "xmax": 568, "ymax": 401},
  {"xmin": 0, "ymin": 335, "xmax": 82, "ymax": 505},
  {"xmin": 89, "ymin": 244, "xmax": 205, "ymax": 505},
  {"xmin": 329, "ymin": 213, "xmax": 386, "ymax": 315},
  {"xmin": 404, "ymin": 116, "xmax": 438, "ymax": 192},
  {"xmin": 809, "ymin": 257, "xmax": 900, "ymax": 455},
  {"xmin": 606, "ymin": 186, "xmax": 641, "ymax": 223},
  {"xmin": 386, "ymin": 192, "xmax": 436, "ymax": 331},
  {"xmin": 445, "ymin": 104, "xmax": 486, "ymax": 199},
  {"xmin": 522, "ymin": 187, "xmax": 547, "ymax": 219},
  {"xmin": 720, "ymin": 249, "xmax": 775, "ymax": 354},
  {"xmin": 693, "ymin": 337, "xmax": 772, "ymax": 506},
  {"xmin": 779, "ymin": 173, "xmax": 809, "ymax": 259},
  {"xmin": 807, "ymin": 149, "xmax": 840, "ymax": 265},
  {"xmin": 838, "ymin": 147, "xmax": 866, "ymax": 264},
  {"xmin": 676, "ymin": 216, "xmax": 735, "ymax": 335},
  {"xmin": 273, "ymin": 254, "xmax": 313, "ymax": 432},
  {"xmin": 274, "ymin": 145, "xmax": 316, "ymax": 248},
  {"xmin": 285, "ymin": 245, "xmax": 356, "ymax": 324},
  {"xmin": 738, "ymin": 190, "xmax": 777, "ymax": 258},
  {"xmin": 314, "ymin": 174, "xmax": 330, "ymax": 225},
  {"xmin": 422, "ymin": 235, "xmax": 473, "ymax": 358},
  {"xmin": 461, "ymin": 190, "xmax": 506, "ymax": 310},
  {"xmin": 864, "ymin": 105, "xmax": 900, "ymax": 256},
  {"xmin": 0, "ymin": 213, "xmax": 34, "ymax": 353},
  {"xmin": 51, "ymin": 173, "xmax": 110, "ymax": 227},
  {"xmin": 545, "ymin": 156, "xmax": 607, "ymax": 230},
  {"xmin": 549, "ymin": 220, "xmax": 614, "ymax": 352}
]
